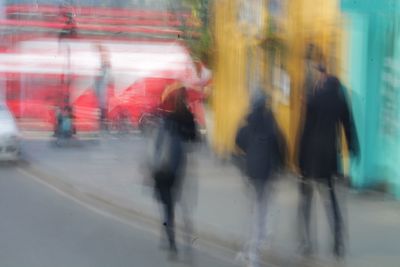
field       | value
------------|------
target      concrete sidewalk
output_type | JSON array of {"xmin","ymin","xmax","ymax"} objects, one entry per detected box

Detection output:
[{"xmin": 20, "ymin": 136, "xmax": 400, "ymax": 267}]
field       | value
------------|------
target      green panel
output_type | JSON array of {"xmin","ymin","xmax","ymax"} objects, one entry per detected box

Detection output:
[
  {"xmin": 343, "ymin": 1, "xmax": 400, "ymax": 198},
  {"xmin": 393, "ymin": 35, "xmax": 400, "ymax": 198},
  {"xmin": 346, "ymin": 13, "xmax": 368, "ymax": 188},
  {"xmin": 379, "ymin": 19, "xmax": 400, "ymax": 198},
  {"xmin": 347, "ymin": 14, "xmax": 387, "ymax": 187},
  {"xmin": 363, "ymin": 15, "xmax": 386, "ymax": 183},
  {"xmin": 341, "ymin": 0, "xmax": 398, "ymax": 13}
]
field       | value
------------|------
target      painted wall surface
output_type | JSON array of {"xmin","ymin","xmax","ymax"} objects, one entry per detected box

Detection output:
[
  {"xmin": 379, "ymin": 19, "xmax": 400, "ymax": 198},
  {"xmin": 211, "ymin": 0, "xmax": 266, "ymax": 156},
  {"xmin": 285, "ymin": 0, "xmax": 343, "ymax": 166},
  {"xmin": 212, "ymin": 0, "xmax": 342, "ymax": 161},
  {"xmin": 341, "ymin": 0, "xmax": 400, "ymax": 197}
]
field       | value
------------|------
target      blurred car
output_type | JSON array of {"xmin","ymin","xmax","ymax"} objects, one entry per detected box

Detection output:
[{"xmin": 0, "ymin": 104, "xmax": 20, "ymax": 161}]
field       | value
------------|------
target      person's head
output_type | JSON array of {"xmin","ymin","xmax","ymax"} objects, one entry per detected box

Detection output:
[
  {"xmin": 325, "ymin": 76, "xmax": 340, "ymax": 91},
  {"xmin": 194, "ymin": 60, "xmax": 202, "ymax": 76},
  {"xmin": 316, "ymin": 63, "xmax": 326, "ymax": 74},
  {"xmin": 63, "ymin": 105, "xmax": 72, "ymax": 114},
  {"xmin": 97, "ymin": 44, "xmax": 110, "ymax": 65},
  {"xmin": 311, "ymin": 62, "xmax": 328, "ymax": 83},
  {"xmin": 251, "ymin": 89, "xmax": 269, "ymax": 111},
  {"xmin": 305, "ymin": 43, "xmax": 315, "ymax": 60}
]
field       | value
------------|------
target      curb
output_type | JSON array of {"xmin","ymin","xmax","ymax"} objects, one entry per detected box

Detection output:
[
  {"xmin": 17, "ymin": 163, "xmax": 337, "ymax": 267},
  {"xmin": 18, "ymin": 160, "xmax": 361, "ymax": 267},
  {"xmin": 21, "ymin": 131, "xmax": 101, "ymax": 140},
  {"xmin": 18, "ymin": 161, "xmax": 243, "ymax": 258}
]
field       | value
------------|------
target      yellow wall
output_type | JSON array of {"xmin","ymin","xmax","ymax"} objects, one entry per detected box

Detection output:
[
  {"xmin": 284, "ymin": 0, "xmax": 343, "ymax": 165},
  {"xmin": 211, "ymin": 0, "xmax": 343, "ymax": 162},
  {"xmin": 211, "ymin": 0, "xmax": 259, "ymax": 156}
]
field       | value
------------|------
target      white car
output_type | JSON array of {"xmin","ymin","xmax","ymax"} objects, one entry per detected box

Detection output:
[{"xmin": 0, "ymin": 104, "xmax": 20, "ymax": 161}]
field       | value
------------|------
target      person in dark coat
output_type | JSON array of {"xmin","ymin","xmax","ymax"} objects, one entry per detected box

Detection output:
[
  {"xmin": 235, "ymin": 90, "xmax": 286, "ymax": 267},
  {"xmin": 297, "ymin": 66, "xmax": 359, "ymax": 258},
  {"xmin": 152, "ymin": 87, "xmax": 197, "ymax": 259}
]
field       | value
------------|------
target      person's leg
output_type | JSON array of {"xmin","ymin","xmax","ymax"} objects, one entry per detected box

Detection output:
[
  {"xmin": 155, "ymin": 173, "xmax": 177, "ymax": 253},
  {"xmin": 265, "ymin": 179, "xmax": 278, "ymax": 248},
  {"xmin": 154, "ymin": 186, "xmax": 167, "ymax": 250},
  {"xmin": 162, "ymin": 186, "xmax": 177, "ymax": 253},
  {"xmin": 53, "ymin": 118, "xmax": 59, "ymax": 137},
  {"xmin": 298, "ymin": 178, "xmax": 314, "ymax": 255},
  {"xmin": 179, "ymin": 199, "xmax": 195, "ymax": 263},
  {"xmin": 319, "ymin": 178, "xmax": 344, "ymax": 257},
  {"xmin": 258, "ymin": 181, "xmax": 272, "ymax": 247},
  {"xmin": 101, "ymin": 108, "xmax": 107, "ymax": 131},
  {"xmin": 180, "ymin": 199, "xmax": 194, "ymax": 249},
  {"xmin": 248, "ymin": 180, "xmax": 271, "ymax": 267},
  {"xmin": 248, "ymin": 190, "xmax": 262, "ymax": 267},
  {"xmin": 98, "ymin": 108, "xmax": 104, "ymax": 131}
]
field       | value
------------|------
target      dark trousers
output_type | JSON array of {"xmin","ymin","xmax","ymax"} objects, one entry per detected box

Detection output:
[
  {"xmin": 154, "ymin": 172, "xmax": 177, "ymax": 251},
  {"xmin": 298, "ymin": 177, "xmax": 343, "ymax": 254},
  {"xmin": 161, "ymin": 187, "xmax": 176, "ymax": 251},
  {"xmin": 99, "ymin": 108, "xmax": 107, "ymax": 131}
]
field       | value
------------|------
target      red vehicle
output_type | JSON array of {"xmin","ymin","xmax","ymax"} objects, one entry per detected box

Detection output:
[{"xmin": 1, "ymin": 38, "xmax": 211, "ymax": 134}]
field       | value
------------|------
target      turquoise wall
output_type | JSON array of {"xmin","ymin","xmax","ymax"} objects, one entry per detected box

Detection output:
[
  {"xmin": 341, "ymin": 0, "xmax": 400, "ymax": 198},
  {"xmin": 379, "ymin": 19, "xmax": 400, "ymax": 198}
]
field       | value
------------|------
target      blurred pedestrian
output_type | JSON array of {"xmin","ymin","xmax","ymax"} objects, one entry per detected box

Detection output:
[
  {"xmin": 55, "ymin": 105, "xmax": 74, "ymax": 139},
  {"xmin": 296, "ymin": 65, "xmax": 359, "ymax": 258},
  {"xmin": 53, "ymin": 106, "xmax": 62, "ymax": 137},
  {"xmin": 235, "ymin": 90, "xmax": 286, "ymax": 267},
  {"xmin": 150, "ymin": 87, "xmax": 197, "ymax": 259},
  {"xmin": 58, "ymin": 4, "xmax": 77, "ymax": 40},
  {"xmin": 94, "ymin": 44, "xmax": 112, "ymax": 131}
]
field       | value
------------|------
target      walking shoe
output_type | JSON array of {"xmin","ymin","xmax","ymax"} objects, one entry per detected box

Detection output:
[
  {"xmin": 235, "ymin": 251, "xmax": 249, "ymax": 265},
  {"xmin": 168, "ymin": 246, "xmax": 178, "ymax": 261},
  {"xmin": 334, "ymin": 243, "xmax": 345, "ymax": 259},
  {"xmin": 298, "ymin": 243, "xmax": 314, "ymax": 257}
]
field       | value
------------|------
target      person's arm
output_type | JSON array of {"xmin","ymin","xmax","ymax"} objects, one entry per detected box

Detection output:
[
  {"xmin": 271, "ymin": 114, "xmax": 288, "ymax": 170},
  {"xmin": 187, "ymin": 112, "xmax": 197, "ymax": 142},
  {"xmin": 235, "ymin": 116, "xmax": 250, "ymax": 154},
  {"xmin": 180, "ymin": 108, "xmax": 197, "ymax": 142},
  {"xmin": 339, "ymin": 86, "xmax": 360, "ymax": 158}
]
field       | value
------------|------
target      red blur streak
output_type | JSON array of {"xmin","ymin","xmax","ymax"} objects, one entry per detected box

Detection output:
[
  {"xmin": 1, "ymin": 35, "xmax": 189, "ymax": 54},
  {"xmin": 0, "ymin": 19, "xmax": 65, "ymax": 30},
  {"xmin": 70, "ymin": 17, "xmax": 194, "ymax": 28},
  {"xmin": 78, "ymin": 24, "xmax": 181, "ymax": 35},
  {"xmin": 2, "ymin": 32, "xmax": 198, "ymax": 48},
  {"xmin": 1, "ymin": 34, "xmax": 191, "ymax": 52},
  {"xmin": 10, "ymin": 14, "xmax": 196, "ymax": 28},
  {"xmin": 0, "ymin": 19, "xmax": 183, "ymax": 35},
  {"xmin": 5, "ymin": 4, "xmax": 191, "ymax": 19}
]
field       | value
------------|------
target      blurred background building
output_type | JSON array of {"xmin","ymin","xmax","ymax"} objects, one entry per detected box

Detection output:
[
  {"xmin": 0, "ymin": 0, "xmax": 399, "ymax": 198},
  {"xmin": 211, "ymin": 0, "xmax": 400, "ymax": 198}
]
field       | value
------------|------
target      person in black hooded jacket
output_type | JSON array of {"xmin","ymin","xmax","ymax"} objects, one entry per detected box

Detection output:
[{"xmin": 235, "ymin": 90, "xmax": 286, "ymax": 267}]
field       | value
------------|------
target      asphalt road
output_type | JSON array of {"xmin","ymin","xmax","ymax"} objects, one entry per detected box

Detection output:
[{"xmin": 0, "ymin": 164, "xmax": 235, "ymax": 267}]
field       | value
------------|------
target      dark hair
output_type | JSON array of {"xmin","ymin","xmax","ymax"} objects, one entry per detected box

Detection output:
[
  {"xmin": 325, "ymin": 76, "xmax": 340, "ymax": 90},
  {"xmin": 316, "ymin": 64, "xmax": 327, "ymax": 73}
]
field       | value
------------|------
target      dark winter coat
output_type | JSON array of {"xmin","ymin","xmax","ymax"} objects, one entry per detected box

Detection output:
[
  {"xmin": 297, "ymin": 76, "xmax": 359, "ymax": 179},
  {"xmin": 153, "ymin": 105, "xmax": 197, "ymax": 203},
  {"xmin": 236, "ymin": 106, "xmax": 286, "ymax": 181}
]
